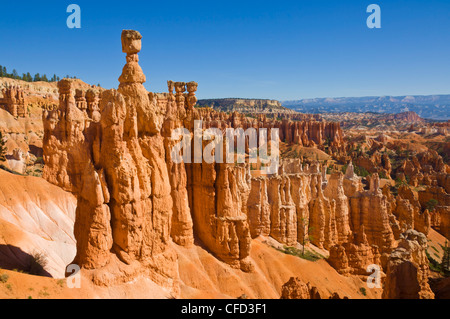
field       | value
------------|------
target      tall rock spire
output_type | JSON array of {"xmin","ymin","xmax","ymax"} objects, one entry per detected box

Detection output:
[{"xmin": 119, "ymin": 30, "xmax": 146, "ymax": 85}]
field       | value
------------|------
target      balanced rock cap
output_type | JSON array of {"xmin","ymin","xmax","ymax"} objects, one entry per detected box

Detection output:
[{"xmin": 121, "ymin": 30, "xmax": 143, "ymax": 54}]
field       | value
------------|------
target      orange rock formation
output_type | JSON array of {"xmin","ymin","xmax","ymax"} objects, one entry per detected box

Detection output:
[
  {"xmin": 0, "ymin": 85, "xmax": 27, "ymax": 117},
  {"xmin": 40, "ymin": 30, "xmax": 446, "ymax": 299},
  {"xmin": 382, "ymin": 230, "xmax": 434, "ymax": 299}
]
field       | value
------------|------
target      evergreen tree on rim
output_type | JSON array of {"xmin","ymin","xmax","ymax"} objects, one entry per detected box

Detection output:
[{"xmin": 0, "ymin": 131, "xmax": 7, "ymax": 162}]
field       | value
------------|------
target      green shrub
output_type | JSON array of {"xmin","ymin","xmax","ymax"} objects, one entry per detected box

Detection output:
[
  {"xmin": 277, "ymin": 246, "xmax": 324, "ymax": 262},
  {"xmin": 426, "ymin": 250, "xmax": 442, "ymax": 273},
  {"xmin": 354, "ymin": 166, "xmax": 370, "ymax": 178},
  {"xmin": 360, "ymin": 287, "xmax": 367, "ymax": 296},
  {"xmin": 0, "ymin": 274, "xmax": 9, "ymax": 283},
  {"xmin": 0, "ymin": 165, "xmax": 23, "ymax": 176},
  {"xmin": 341, "ymin": 164, "xmax": 348, "ymax": 174},
  {"xmin": 379, "ymin": 171, "xmax": 388, "ymax": 179},
  {"xmin": 426, "ymin": 199, "xmax": 439, "ymax": 212}
]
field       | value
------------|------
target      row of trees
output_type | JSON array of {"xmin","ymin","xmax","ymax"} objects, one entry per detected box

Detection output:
[
  {"xmin": 0, "ymin": 65, "xmax": 78, "ymax": 83},
  {"xmin": 0, "ymin": 131, "xmax": 6, "ymax": 162}
]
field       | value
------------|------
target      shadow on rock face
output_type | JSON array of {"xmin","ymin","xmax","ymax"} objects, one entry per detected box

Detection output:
[
  {"xmin": 0, "ymin": 244, "xmax": 52, "ymax": 277},
  {"xmin": 29, "ymin": 145, "xmax": 43, "ymax": 158},
  {"xmin": 5, "ymin": 154, "xmax": 16, "ymax": 161},
  {"xmin": 429, "ymin": 277, "xmax": 450, "ymax": 299}
]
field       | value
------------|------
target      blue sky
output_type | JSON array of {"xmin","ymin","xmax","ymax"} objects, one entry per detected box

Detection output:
[{"xmin": 1, "ymin": 0, "xmax": 449, "ymax": 100}]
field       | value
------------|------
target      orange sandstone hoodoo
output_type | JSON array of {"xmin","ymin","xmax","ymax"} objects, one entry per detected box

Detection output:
[{"xmin": 41, "ymin": 29, "xmax": 438, "ymax": 299}]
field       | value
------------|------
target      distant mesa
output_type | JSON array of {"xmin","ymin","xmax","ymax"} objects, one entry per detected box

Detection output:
[
  {"xmin": 383, "ymin": 111, "xmax": 424, "ymax": 123},
  {"xmin": 283, "ymin": 95, "xmax": 450, "ymax": 121},
  {"xmin": 197, "ymin": 98, "xmax": 295, "ymax": 115}
]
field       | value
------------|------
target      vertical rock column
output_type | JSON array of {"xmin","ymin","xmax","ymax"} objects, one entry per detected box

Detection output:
[
  {"xmin": 267, "ymin": 175, "xmax": 297, "ymax": 246},
  {"xmin": 163, "ymin": 80, "xmax": 194, "ymax": 247},
  {"xmin": 96, "ymin": 30, "xmax": 178, "ymax": 288},
  {"xmin": 308, "ymin": 175, "xmax": 337, "ymax": 250},
  {"xmin": 187, "ymin": 141, "xmax": 253, "ymax": 271},
  {"xmin": 43, "ymin": 78, "xmax": 113, "ymax": 270},
  {"xmin": 247, "ymin": 177, "xmax": 271, "ymax": 238},
  {"xmin": 324, "ymin": 172, "xmax": 352, "ymax": 244}
]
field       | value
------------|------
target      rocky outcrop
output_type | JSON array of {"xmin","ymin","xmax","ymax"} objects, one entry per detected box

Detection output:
[
  {"xmin": 280, "ymin": 277, "xmax": 350, "ymax": 299},
  {"xmin": 343, "ymin": 162, "xmax": 363, "ymax": 197},
  {"xmin": 440, "ymin": 209, "xmax": 450, "ymax": 239},
  {"xmin": 328, "ymin": 225, "xmax": 381, "ymax": 277},
  {"xmin": 280, "ymin": 277, "xmax": 321, "ymax": 299},
  {"xmin": 417, "ymin": 185, "xmax": 450, "ymax": 239},
  {"xmin": 5, "ymin": 148, "xmax": 27, "ymax": 174},
  {"xmin": 348, "ymin": 174, "xmax": 395, "ymax": 257},
  {"xmin": 395, "ymin": 185, "xmax": 431, "ymax": 235},
  {"xmin": 382, "ymin": 230, "xmax": 434, "ymax": 299},
  {"xmin": 326, "ymin": 173, "xmax": 396, "ymax": 275},
  {"xmin": 0, "ymin": 85, "xmax": 27, "ymax": 118}
]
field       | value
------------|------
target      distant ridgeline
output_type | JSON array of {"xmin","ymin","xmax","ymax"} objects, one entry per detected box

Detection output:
[
  {"xmin": 197, "ymin": 98, "xmax": 296, "ymax": 114},
  {"xmin": 0, "ymin": 65, "xmax": 77, "ymax": 83},
  {"xmin": 282, "ymin": 95, "xmax": 450, "ymax": 121}
]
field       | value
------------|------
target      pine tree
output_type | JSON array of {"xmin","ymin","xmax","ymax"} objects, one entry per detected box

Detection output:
[
  {"xmin": 12, "ymin": 69, "xmax": 18, "ymax": 79},
  {"xmin": 34, "ymin": 73, "xmax": 41, "ymax": 82},
  {"xmin": 0, "ymin": 131, "xmax": 6, "ymax": 162},
  {"xmin": 41, "ymin": 74, "xmax": 48, "ymax": 82},
  {"xmin": 2, "ymin": 67, "xmax": 7, "ymax": 77},
  {"xmin": 442, "ymin": 241, "xmax": 450, "ymax": 274},
  {"xmin": 0, "ymin": 65, "xmax": 3, "ymax": 77}
]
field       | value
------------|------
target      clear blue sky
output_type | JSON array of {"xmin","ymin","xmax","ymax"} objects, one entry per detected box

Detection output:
[{"xmin": 1, "ymin": 0, "xmax": 449, "ymax": 100}]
